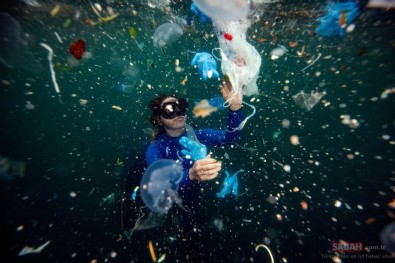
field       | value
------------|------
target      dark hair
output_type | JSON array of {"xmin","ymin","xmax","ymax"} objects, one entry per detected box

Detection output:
[{"xmin": 148, "ymin": 94, "xmax": 180, "ymax": 139}]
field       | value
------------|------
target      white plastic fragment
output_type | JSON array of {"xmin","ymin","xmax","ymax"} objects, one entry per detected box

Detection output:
[{"xmin": 18, "ymin": 241, "xmax": 51, "ymax": 256}]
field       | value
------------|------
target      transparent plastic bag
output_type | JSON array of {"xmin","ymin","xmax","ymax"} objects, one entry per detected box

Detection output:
[{"xmin": 214, "ymin": 20, "xmax": 261, "ymax": 97}]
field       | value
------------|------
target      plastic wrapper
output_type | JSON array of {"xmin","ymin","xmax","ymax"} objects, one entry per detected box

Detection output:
[{"xmin": 215, "ymin": 20, "xmax": 262, "ymax": 97}]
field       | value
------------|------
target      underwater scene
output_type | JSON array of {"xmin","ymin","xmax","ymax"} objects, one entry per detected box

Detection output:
[{"xmin": 1, "ymin": 0, "xmax": 395, "ymax": 262}]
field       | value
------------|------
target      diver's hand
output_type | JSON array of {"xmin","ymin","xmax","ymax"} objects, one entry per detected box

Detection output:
[
  {"xmin": 219, "ymin": 79, "xmax": 243, "ymax": 111},
  {"xmin": 188, "ymin": 154, "xmax": 222, "ymax": 181}
]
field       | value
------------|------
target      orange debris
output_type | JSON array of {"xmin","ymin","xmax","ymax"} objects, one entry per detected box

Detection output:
[
  {"xmin": 180, "ymin": 77, "xmax": 188, "ymax": 85},
  {"xmin": 300, "ymin": 200, "xmax": 308, "ymax": 210},
  {"xmin": 365, "ymin": 217, "xmax": 376, "ymax": 224},
  {"xmin": 148, "ymin": 240, "xmax": 157, "ymax": 262}
]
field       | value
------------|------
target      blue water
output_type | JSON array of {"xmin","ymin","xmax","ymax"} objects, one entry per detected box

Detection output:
[{"xmin": 1, "ymin": 1, "xmax": 394, "ymax": 262}]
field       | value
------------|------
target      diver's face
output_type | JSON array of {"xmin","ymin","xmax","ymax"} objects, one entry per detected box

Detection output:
[{"xmin": 159, "ymin": 97, "xmax": 187, "ymax": 130}]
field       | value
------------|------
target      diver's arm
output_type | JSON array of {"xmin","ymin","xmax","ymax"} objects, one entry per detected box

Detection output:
[
  {"xmin": 224, "ymin": 108, "xmax": 242, "ymax": 142},
  {"xmin": 145, "ymin": 143, "xmax": 163, "ymax": 166},
  {"xmin": 196, "ymin": 108, "xmax": 242, "ymax": 145},
  {"xmin": 229, "ymin": 103, "xmax": 242, "ymax": 111}
]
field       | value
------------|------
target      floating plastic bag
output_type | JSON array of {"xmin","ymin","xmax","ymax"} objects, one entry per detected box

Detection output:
[
  {"xmin": 191, "ymin": 52, "xmax": 220, "ymax": 80},
  {"xmin": 190, "ymin": 2, "xmax": 211, "ymax": 23},
  {"xmin": 292, "ymin": 90, "xmax": 326, "ymax": 111},
  {"xmin": 192, "ymin": 0, "xmax": 249, "ymax": 23},
  {"xmin": 214, "ymin": 20, "xmax": 262, "ymax": 97},
  {"xmin": 315, "ymin": 2, "xmax": 360, "ymax": 37}
]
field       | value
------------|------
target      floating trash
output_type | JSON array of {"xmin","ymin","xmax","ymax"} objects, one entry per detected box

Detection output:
[
  {"xmin": 191, "ymin": 52, "xmax": 219, "ymax": 80},
  {"xmin": 191, "ymin": 2, "xmax": 211, "ymax": 23},
  {"xmin": 340, "ymin": 115, "xmax": 360, "ymax": 129},
  {"xmin": 179, "ymin": 124, "xmax": 207, "ymax": 160},
  {"xmin": 18, "ymin": 241, "xmax": 51, "ymax": 256},
  {"xmin": 129, "ymin": 27, "xmax": 143, "ymax": 51},
  {"xmin": 367, "ymin": 0, "xmax": 395, "ymax": 8},
  {"xmin": 101, "ymin": 193, "xmax": 115, "ymax": 205},
  {"xmin": 193, "ymin": 0, "xmax": 249, "ymax": 23},
  {"xmin": 68, "ymin": 39, "xmax": 86, "ymax": 60},
  {"xmin": 217, "ymin": 169, "xmax": 244, "ymax": 198},
  {"xmin": 315, "ymin": 2, "xmax": 360, "ymax": 37},
  {"xmin": 270, "ymin": 45, "xmax": 287, "ymax": 60},
  {"xmin": 292, "ymin": 90, "xmax": 326, "ymax": 111}
]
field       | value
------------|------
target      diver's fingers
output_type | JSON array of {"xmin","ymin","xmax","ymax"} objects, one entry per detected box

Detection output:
[
  {"xmin": 201, "ymin": 171, "xmax": 219, "ymax": 181},
  {"xmin": 201, "ymin": 160, "xmax": 222, "ymax": 171},
  {"xmin": 195, "ymin": 158, "xmax": 219, "ymax": 170},
  {"xmin": 198, "ymin": 157, "xmax": 218, "ymax": 166},
  {"xmin": 219, "ymin": 85, "xmax": 225, "ymax": 94},
  {"xmin": 197, "ymin": 161, "xmax": 222, "ymax": 181},
  {"xmin": 199, "ymin": 168, "xmax": 220, "ymax": 181},
  {"xmin": 219, "ymin": 85, "xmax": 228, "ymax": 99}
]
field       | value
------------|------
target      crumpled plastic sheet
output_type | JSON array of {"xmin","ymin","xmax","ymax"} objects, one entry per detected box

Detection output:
[{"xmin": 316, "ymin": 1, "xmax": 360, "ymax": 37}]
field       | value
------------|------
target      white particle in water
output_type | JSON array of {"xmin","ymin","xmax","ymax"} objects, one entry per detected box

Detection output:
[
  {"xmin": 25, "ymin": 101, "xmax": 35, "ymax": 110},
  {"xmin": 346, "ymin": 24, "xmax": 355, "ymax": 33},
  {"xmin": 281, "ymin": 119, "xmax": 291, "ymax": 128},
  {"xmin": 334, "ymin": 200, "xmax": 342, "ymax": 207},
  {"xmin": 382, "ymin": 135, "xmax": 390, "ymax": 140}
]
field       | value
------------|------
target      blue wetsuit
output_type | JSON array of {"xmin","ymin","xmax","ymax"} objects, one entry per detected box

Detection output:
[{"xmin": 145, "ymin": 109, "xmax": 243, "ymax": 189}]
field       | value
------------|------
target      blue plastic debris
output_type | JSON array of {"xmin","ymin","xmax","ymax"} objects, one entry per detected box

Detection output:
[
  {"xmin": 130, "ymin": 186, "xmax": 139, "ymax": 201},
  {"xmin": 217, "ymin": 169, "xmax": 244, "ymax": 198},
  {"xmin": 191, "ymin": 2, "xmax": 211, "ymax": 23},
  {"xmin": 316, "ymin": 1, "xmax": 360, "ymax": 37},
  {"xmin": 179, "ymin": 136, "xmax": 207, "ymax": 161},
  {"xmin": 191, "ymin": 52, "xmax": 220, "ymax": 80}
]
